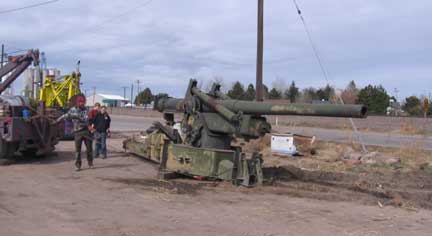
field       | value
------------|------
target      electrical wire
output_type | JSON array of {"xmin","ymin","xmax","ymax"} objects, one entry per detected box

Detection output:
[
  {"xmin": 85, "ymin": 0, "xmax": 154, "ymax": 33},
  {"xmin": 0, "ymin": 0, "xmax": 60, "ymax": 15},
  {"xmin": 292, "ymin": 0, "xmax": 330, "ymax": 84},
  {"xmin": 291, "ymin": 0, "xmax": 368, "ymax": 153}
]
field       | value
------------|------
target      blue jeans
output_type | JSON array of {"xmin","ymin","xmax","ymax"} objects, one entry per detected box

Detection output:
[{"xmin": 94, "ymin": 131, "xmax": 107, "ymax": 159}]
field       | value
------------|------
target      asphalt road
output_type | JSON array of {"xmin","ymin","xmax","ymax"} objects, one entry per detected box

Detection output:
[{"xmin": 110, "ymin": 115, "xmax": 432, "ymax": 150}]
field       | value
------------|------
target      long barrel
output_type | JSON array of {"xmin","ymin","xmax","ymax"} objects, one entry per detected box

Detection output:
[
  {"xmin": 154, "ymin": 95, "xmax": 367, "ymax": 118},
  {"xmin": 218, "ymin": 100, "xmax": 367, "ymax": 118}
]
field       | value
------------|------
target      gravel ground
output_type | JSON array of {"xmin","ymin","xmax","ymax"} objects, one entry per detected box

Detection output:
[{"xmin": 1, "ymin": 136, "xmax": 432, "ymax": 236}]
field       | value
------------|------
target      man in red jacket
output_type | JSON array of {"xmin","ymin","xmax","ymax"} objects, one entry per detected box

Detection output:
[{"xmin": 88, "ymin": 102, "xmax": 101, "ymax": 123}]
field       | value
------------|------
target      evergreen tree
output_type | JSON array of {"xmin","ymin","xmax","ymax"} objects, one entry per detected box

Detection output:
[
  {"xmin": 263, "ymin": 84, "xmax": 269, "ymax": 99},
  {"xmin": 268, "ymin": 88, "xmax": 282, "ymax": 99},
  {"xmin": 403, "ymin": 96, "xmax": 422, "ymax": 116},
  {"xmin": 284, "ymin": 81, "xmax": 299, "ymax": 103},
  {"xmin": 302, "ymin": 87, "xmax": 318, "ymax": 102},
  {"xmin": 227, "ymin": 81, "xmax": 245, "ymax": 100},
  {"xmin": 316, "ymin": 84, "xmax": 335, "ymax": 101},
  {"xmin": 134, "ymin": 87, "xmax": 153, "ymax": 107},
  {"xmin": 357, "ymin": 85, "xmax": 390, "ymax": 114},
  {"xmin": 346, "ymin": 80, "xmax": 358, "ymax": 92},
  {"xmin": 243, "ymin": 84, "xmax": 256, "ymax": 101}
]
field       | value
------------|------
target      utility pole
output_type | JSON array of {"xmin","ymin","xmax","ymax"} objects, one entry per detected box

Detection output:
[
  {"xmin": 1, "ymin": 44, "xmax": 4, "ymax": 68},
  {"xmin": 394, "ymin": 88, "xmax": 399, "ymax": 102},
  {"xmin": 0, "ymin": 44, "xmax": 4, "ymax": 88},
  {"xmin": 255, "ymin": 0, "xmax": 264, "ymax": 102},
  {"xmin": 393, "ymin": 88, "xmax": 399, "ymax": 116},
  {"xmin": 135, "ymin": 80, "xmax": 141, "ymax": 95},
  {"xmin": 130, "ymin": 83, "xmax": 134, "ymax": 106},
  {"xmin": 121, "ymin": 86, "xmax": 128, "ymax": 100},
  {"xmin": 92, "ymin": 86, "xmax": 96, "ymax": 105},
  {"xmin": 84, "ymin": 89, "xmax": 89, "ymax": 97}
]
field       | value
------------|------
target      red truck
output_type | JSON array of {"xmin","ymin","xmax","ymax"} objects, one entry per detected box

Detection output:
[{"xmin": 0, "ymin": 50, "xmax": 60, "ymax": 162}]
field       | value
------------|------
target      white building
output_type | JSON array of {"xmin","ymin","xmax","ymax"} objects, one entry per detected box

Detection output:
[{"xmin": 86, "ymin": 94, "xmax": 129, "ymax": 107}]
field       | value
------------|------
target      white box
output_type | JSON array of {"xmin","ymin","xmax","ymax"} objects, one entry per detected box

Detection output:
[{"xmin": 271, "ymin": 133, "xmax": 297, "ymax": 155}]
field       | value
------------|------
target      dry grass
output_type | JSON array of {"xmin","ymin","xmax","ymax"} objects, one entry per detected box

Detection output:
[
  {"xmin": 400, "ymin": 119, "xmax": 425, "ymax": 135},
  {"xmin": 246, "ymin": 134, "xmax": 271, "ymax": 153},
  {"xmin": 396, "ymin": 141, "xmax": 430, "ymax": 169},
  {"xmin": 242, "ymin": 130, "xmax": 432, "ymax": 173}
]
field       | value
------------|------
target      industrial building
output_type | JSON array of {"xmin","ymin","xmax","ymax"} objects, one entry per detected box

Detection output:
[{"xmin": 86, "ymin": 93, "xmax": 129, "ymax": 107}]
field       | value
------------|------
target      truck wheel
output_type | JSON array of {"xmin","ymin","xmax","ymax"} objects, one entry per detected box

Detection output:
[
  {"xmin": 20, "ymin": 148, "xmax": 38, "ymax": 158},
  {"xmin": 0, "ymin": 140, "xmax": 17, "ymax": 164}
]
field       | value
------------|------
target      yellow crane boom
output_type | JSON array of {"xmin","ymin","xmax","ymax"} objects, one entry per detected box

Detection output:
[{"xmin": 38, "ymin": 62, "xmax": 81, "ymax": 108}]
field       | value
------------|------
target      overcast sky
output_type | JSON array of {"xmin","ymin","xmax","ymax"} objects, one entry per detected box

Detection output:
[{"xmin": 1, "ymin": 0, "xmax": 431, "ymax": 99}]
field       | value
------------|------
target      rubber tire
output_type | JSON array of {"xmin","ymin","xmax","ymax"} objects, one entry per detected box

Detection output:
[
  {"xmin": 0, "ymin": 140, "xmax": 17, "ymax": 164},
  {"xmin": 0, "ymin": 140, "xmax": 10, "ymax": 159}
]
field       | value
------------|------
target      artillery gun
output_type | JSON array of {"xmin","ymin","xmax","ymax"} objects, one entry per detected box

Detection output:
[{"xmin": 124, "ymin": 79, "xmax": 367, "ymax": 186}]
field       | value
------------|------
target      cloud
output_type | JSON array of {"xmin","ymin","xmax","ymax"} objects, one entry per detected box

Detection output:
[{"xmin": 1, "ymin": 0, "xmax": 431, "ymax": 99}]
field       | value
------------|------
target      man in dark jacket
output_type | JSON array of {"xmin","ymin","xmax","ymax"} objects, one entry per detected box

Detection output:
[
  {"xmin": 92, "ymin": 106, "xmax": 111, "ymax": 159},
  {"xmin": 57, "ymin": 95, "xmax": 93, "ymax": 171}
]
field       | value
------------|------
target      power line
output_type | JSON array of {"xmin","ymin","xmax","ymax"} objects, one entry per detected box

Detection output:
[
  {"xmin": 85, "ymin": 0, "xmax": 154, "ymax": 33},
  {"xmin": 0, "ymin": 0, "xmax": 60, "ymax": 15},
  {"xmin": 291, "ymin": 0, "xmax": 367, "ymax": 153},
  {"xmin": 292, "ymin": 0, "xmax": 330, "ymax": 84}
]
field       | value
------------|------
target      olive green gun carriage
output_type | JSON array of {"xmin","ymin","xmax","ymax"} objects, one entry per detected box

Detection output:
[{"xmin": 124, "ymin": 79, "xmax": 367, "ymax": 187}]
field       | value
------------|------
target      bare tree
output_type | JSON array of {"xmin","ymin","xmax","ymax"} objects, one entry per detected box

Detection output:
[
  {"xmin": 203, "ymin": 76, "xmax": 227, "ymax": 92},
  {"xmin": 272, "ymin": 77, "xmax": 287, "ymax": 93},
  {"xmin": 340, "ymin": 80, "xmax": 359, "ymax": 104}
]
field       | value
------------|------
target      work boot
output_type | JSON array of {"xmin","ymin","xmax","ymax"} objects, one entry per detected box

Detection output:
[
  {"xmin": 75, "ymin": 162, "xmax": 81, "ymax": 171},
  {"xmin": 88, "ymin": 159, "xmax": 94, "ymax": 169}
]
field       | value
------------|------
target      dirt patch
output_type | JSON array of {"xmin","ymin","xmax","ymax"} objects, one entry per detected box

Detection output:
[
  {"xmin": 0, "ymin": 203, "xmax": 14, "ymax": 215},
  {"xmin": 99, "ymin": 177, "xmax": 217, "ymax": 195},
  {"xmin": 260, "ymin": 164, "xmax": 432, "ymax": 210},
  {"xmin": 241, "ymin": 134, "xmax": 432, "ymax": 210},
  {"xmin": 2, "ymin": 136, "xmax": 432, "ymax": 236}
]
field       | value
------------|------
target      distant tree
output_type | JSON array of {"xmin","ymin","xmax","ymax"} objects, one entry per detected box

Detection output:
[
  {"xmin": 272, "ymin": 78, "xmax": 287, "ymax": 92},
  {"xmin": 424, "ymin": 97, "xmax": 431, "ymax": 116},
  {"xmin": 284, "ymin": 81, "xmax": 299, "ymax": 103},
  {"xmin": 134, "ymin": 87, "xmax": 153, "ymax": 107},
  {"xmin": 268, "ymin": 88, "xmax": 282, "ymax": 99},
  {"xmin": 263, "ymin": 84, "xmax": 269, "ymax": 99},
  {"xmin": 357, "ymin": 85, "xmax": 390, "ymax": 114},
  {"xmin": 426, "ymin": 99, "xmax": 432, "ymax": 116},
  {"xmin": 243, "ymin": 84, "xmax": 256, "ymax": 101},
  {"xmin": 341, "ymin": 80, "xmax": 359, "ymax": 104},
  {"xmin": 301, "ymin": 87, "xmax": 319, "ymax": 102},
  {"xmin": 316, "ymin": 84, "xmax": 335, "ymax": 101},
  {"xmin": 203, "ymin": 76, "xmax": 226, "ymax": 92},
  {"xmin": 227, "ymin": 81, "xmax": 245, "ymax": 100},
  {"xmin": 403, "ymin": 96, "xmax": 422, "ymax": 116}
]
